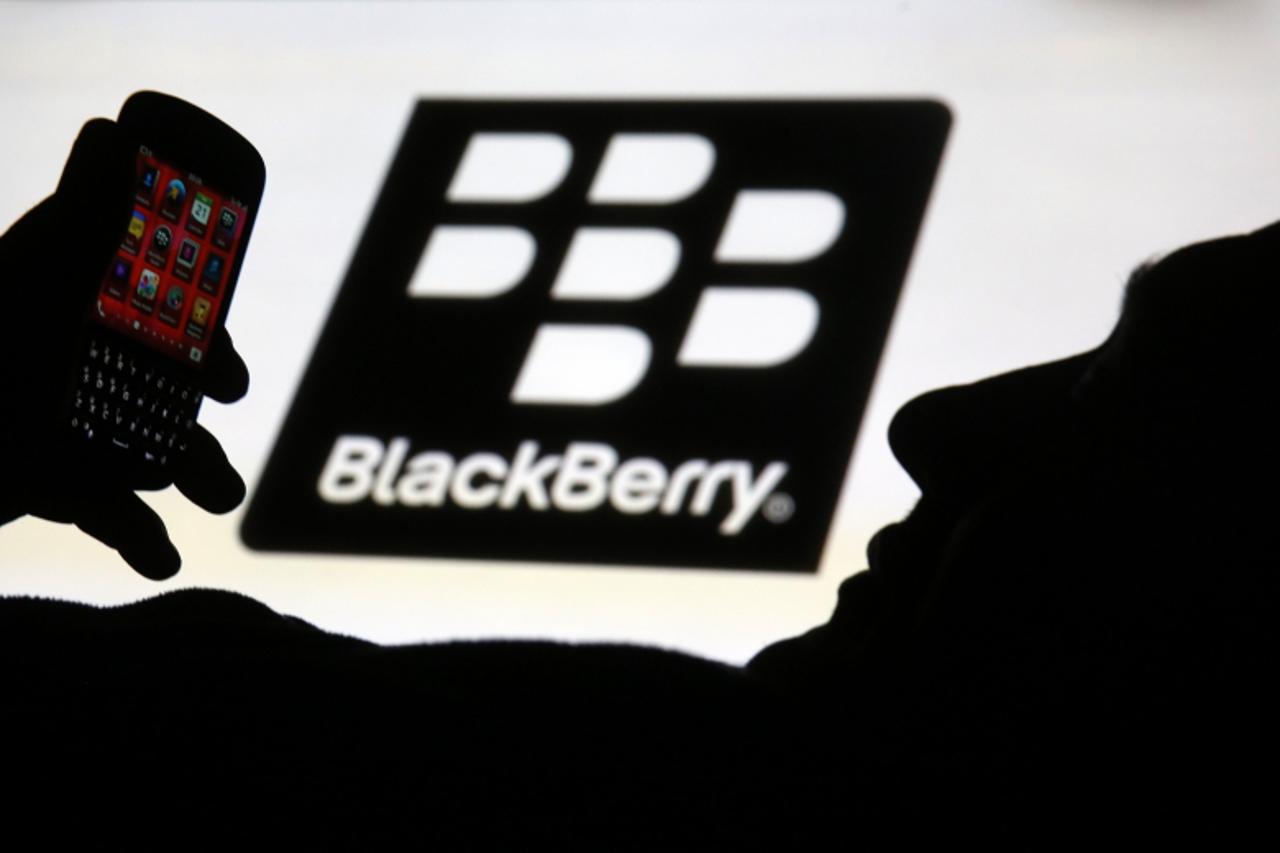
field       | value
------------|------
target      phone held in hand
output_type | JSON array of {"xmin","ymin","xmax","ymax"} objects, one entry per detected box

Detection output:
[{"xmin": 64, "ymin": 91, "xmax": 265, "ymax": 470}]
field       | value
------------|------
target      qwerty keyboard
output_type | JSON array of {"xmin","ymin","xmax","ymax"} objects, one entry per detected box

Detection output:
[{"xmin": 68, "ymin": 336, "xmax": 201, "ymax": 467}]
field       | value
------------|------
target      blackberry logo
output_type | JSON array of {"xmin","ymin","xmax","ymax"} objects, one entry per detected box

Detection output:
[
  {"xmin": 415, "ymin": 133, "xmax": 841, "ymax": 405},
  {"xmin": 242, "ymin": 100, "xmax": 949, "ymax": 572}
]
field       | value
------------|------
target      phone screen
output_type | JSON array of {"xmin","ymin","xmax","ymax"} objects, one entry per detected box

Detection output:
[{"xmin": 94, "ymin": 145, "xmax": 250, "ymax": 369}]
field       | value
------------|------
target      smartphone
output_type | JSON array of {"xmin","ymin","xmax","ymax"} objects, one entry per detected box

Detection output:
[{"xmin": 65, "ymin": 92, "xmax": 264, "ymax": 469}]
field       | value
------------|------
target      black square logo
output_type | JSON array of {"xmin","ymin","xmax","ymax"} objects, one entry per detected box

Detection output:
[{"xmin": 242, "ymin": 99, "xmax": 950, "ymax": 572}]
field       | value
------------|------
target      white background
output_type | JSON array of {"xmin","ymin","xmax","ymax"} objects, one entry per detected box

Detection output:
[{"xmin": 2, "ymin": 0, "xmax": 1278, "ymax": 663}]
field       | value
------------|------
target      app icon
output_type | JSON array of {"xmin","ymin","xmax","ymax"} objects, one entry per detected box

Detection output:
[
  {"xmin": 213, "ymin": 206, "xmax": 238, "ymax": 250},
  {"xmin": 174, "ymin": 237, "xmax": 200, "ymax": 282},
  {"xmin": 188, "ymin": 191, "xmax": 213, "ymax": 236},
  {"xmin": 147, "ymin": 225, "xmax": 173, "ymax": 268},
  {"xmin": 158, "ymin": 282, "xmax": 185, "ymax": 328},
  {"xmin": 177, "ymin": 238, "xmax": 199, "ymax": 268},
  {"xmin": 105, "ymin": 257, "xmax": 132, "ymax": 300},
  {"xmin": 160, "ymin": 178, "xmax": 187, "ymax": 221},
  {"xmin": 123, "ymin": 211, "xmax": 146, "ymax": 253},
  {"xmin": 137, "ymin": 268, "xmax": 159, "ymax": 300},
  {"xmin": 165, "ymin": 285, "xmax": 184, "ymax": 310},
  {"xmin": 200, "ymin": 252, "xmax": 225, "ymax": 294},
  {"xmin": 135, "ymin": 166, "xmax": 160, "ymax": 207},
  {"xmin": 191, "ymin": 296, "xmax": 211, "ymax": 325}
]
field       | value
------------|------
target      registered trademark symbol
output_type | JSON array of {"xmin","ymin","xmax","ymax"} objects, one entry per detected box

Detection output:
[{"xmin": 763, "ymin": 492, "xmax": 794, "ymax": 523}]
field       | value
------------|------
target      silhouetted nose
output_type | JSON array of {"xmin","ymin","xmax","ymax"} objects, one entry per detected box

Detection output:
[{"xmin": 886, "ymin": 352, "xmax": 1096, "ymax": 503}]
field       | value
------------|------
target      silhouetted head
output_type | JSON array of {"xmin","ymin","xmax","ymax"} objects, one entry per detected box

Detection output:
[
  {"xmin": 868, "ymin": 221, "xmax": 1280, "ymax": 825},
  {"xmin": 751, "ymin": 221, "xmax": 1280, "ymax": 828},
  {"xmin": 885, "ymin": 220, "xmax": 1280, "ymax": 652}
]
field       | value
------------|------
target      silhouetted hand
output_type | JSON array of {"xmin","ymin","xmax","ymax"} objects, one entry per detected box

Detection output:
[{"xmin": 0, "ymin": 118, "xmax": 250, "ymax": 579}]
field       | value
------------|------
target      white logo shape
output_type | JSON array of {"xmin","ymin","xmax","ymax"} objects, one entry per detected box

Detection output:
[
  {"xmin": 414, "ymin": 134, "xmax": 846, "ymax": 403},
  {"xmin": 588, "ymin": 134, "xmax": 715, "ymax": 204},
  {"xmin": 677, "ymin": 287, "xmax": 819, "ymax": 368},
  {"xmin": 714, "ymin": 190, "xmax": 845, "ymax": 263},
  {"xmin": 552, "ymin": 228, "xmax": 681, "ymax": 301},
  {"xmin": 511, "ymin": 324, "xmax": 652, "ymax": 405},
  {"xmin": 447, "ymin": 133, "xmax": 573, "ymax": 203},
  {"xmin": 407, "ymin": 226, "xmax": 535, "ymax": 298}
]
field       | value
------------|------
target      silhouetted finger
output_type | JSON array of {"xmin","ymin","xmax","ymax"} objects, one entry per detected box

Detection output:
[
  {"xmin": 56, "ymin": 118, "xmax": 133, "ymax": 204},
  {"xmin": 72, "ymin": 489, "xmax": 180, "ymax": 580},
  {"xmin": 173, "ymin": 424, "xmax": 246, "ymax": 514},
  {"xmin": 55, "ymin": 118, "xmax": 134, "ymax": 288},
  {"xmin": 202, "ymin": 327, "xmax": 249, "ymax": 403},
  {"xmin": 122, "ymin": 457, "xmax": 175, "ymax": 492},
  {"xmin": 0, "ymin": 195, "xmax": 56, "ymax": 261}
]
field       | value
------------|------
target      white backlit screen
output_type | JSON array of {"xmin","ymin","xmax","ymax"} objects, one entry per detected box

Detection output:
[{"xmin": 2, "ymin": 0, "xmax": 1278, "ymax": 664}]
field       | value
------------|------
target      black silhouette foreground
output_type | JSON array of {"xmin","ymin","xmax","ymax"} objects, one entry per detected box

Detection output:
[{"xmin": 4, "ymin": 121, "xmax": 1278, "ymax": 846}]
